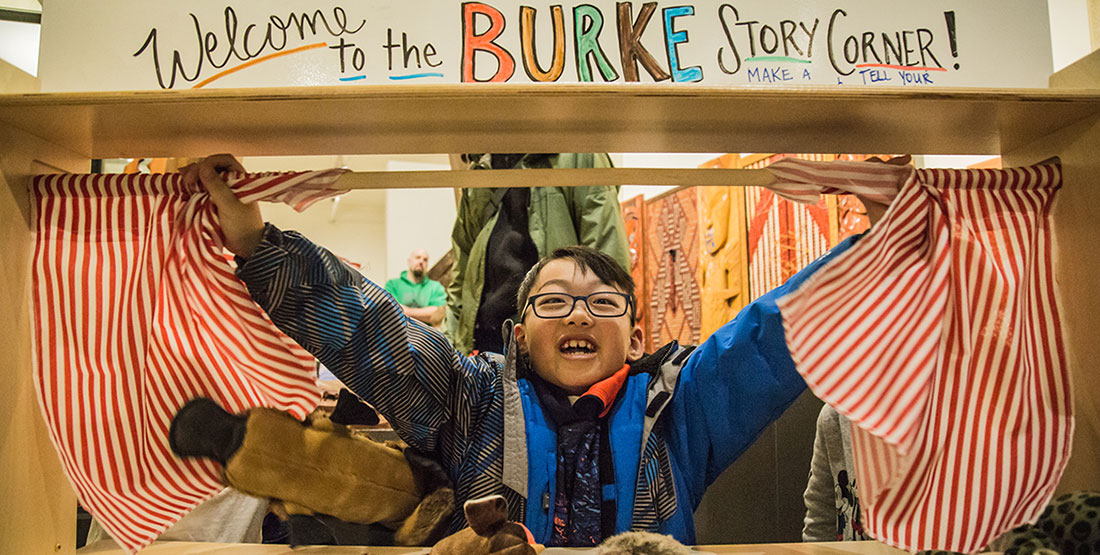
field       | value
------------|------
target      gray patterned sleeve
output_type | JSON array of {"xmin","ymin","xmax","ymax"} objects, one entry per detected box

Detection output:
[{"xmin": 236, "ymin": 224, "xmax": 498, "ymax": 458}]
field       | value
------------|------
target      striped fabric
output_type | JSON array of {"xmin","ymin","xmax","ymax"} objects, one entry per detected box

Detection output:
[
  {"xmin": 767, "ymin": 157, "xmax": 911, "ymax": 206},
  {"xmin": 774, "ymin": 161, "xmax": 1070, "ymax": 552},
  {"xmin": 32, "ymin": 170, "xmax": 345, "ymax": 553}
]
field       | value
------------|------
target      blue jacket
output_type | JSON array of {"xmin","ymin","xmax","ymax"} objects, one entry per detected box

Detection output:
[{"xmin": 238, "ymin": 223, "xmax": 859, "ymax": 544}]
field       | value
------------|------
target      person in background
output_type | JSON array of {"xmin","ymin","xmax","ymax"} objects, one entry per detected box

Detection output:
[
  {"xmin": 84, "ymin": 488, "xmax": 268, "ymax": 547},
  {"xmin": 446, "ymin": 153, "xmax": 630, "ymax": 355},
  {"xmin": 802, "ymin": 403, "xmax": 869, "ymax": 542},
  {"xmin": 385, "ymin": 249, "xmax": 446, "ymax": 328}
]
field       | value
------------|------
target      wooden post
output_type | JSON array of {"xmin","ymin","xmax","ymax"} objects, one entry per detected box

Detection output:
[
  {"xmin": 1004, "ymin": 50, "xmax": 1100, "ymax": 494},
  {"xmin": 0, "ymin": 127, "xmax": 86, "ymax": 554}
]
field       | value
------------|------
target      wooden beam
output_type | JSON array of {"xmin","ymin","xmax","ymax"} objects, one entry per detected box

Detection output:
[
  {"xmin": 332, "ymin": 167, "xmax": 776, "ymax": 190},
  {"xmin": 1, "ymin": 85, "xmax": 1098, "ymax": 159}
]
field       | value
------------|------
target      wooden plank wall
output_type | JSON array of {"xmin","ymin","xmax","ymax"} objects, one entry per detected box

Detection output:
[
  {"xmin": 0, "ymin": 127, "xmax": 86, "ymax": 555},
  {"xmin": 1005, "ymin": 55, "xmax": 1100, "ymax": 494}
]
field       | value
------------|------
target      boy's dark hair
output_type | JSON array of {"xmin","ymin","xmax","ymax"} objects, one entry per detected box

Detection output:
[{"xmin": 515, "ymin": 246, "xmax": 636, "ymax": 324}]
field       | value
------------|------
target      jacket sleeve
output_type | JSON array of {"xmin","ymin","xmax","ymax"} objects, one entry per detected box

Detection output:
[
  {"xmin": 445, "ymin": 190, "xmax": 478, "ymax": 346},
  {"xmin": 668, "ymin": 234, "xmax": 862, "ymax": 504},
  {"xmin": 802, "ymin": 405, "xmax": 839, "ymax": 541},
  {"xmin": 564, "ymin": 154, "xmax": 631, "ymax": 271},
  {"xmin": 237, "ymin": 224, "xmax": 497, "ymax": 455}
]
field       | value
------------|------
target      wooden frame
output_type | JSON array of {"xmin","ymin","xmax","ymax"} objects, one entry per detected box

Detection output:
[
  {"xmin": 2, "ymin": 52, "xmax": 1098, "ymax": 554},
  {"xmin": 0, "ymin": 84, "xmax": 1098, "ymax": 159}
]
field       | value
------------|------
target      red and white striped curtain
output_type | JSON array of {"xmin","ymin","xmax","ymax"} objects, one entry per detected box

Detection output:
[
  {"xmin": 32, "ymin": 170, "xmax": 345, "ymax": 553},
  {"xmin": 773, "ymin": 160, "xmax": 1071, "ymax": 553}
]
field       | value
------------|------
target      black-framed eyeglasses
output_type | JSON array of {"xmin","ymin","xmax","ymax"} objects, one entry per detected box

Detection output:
[{"xmin": 524, "ymin": 292, "xmax": 633, "ymax": 319}]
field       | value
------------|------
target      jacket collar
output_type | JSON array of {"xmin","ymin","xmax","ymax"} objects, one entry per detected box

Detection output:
[{"xmin": 501, "ymin": 319, "xmax": 529, "ymax": 498}]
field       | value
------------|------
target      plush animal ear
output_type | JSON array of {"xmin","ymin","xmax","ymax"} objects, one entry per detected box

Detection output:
[{"xmin": 463, "ymin": 495, "xmax": 508, "ymax": 536}]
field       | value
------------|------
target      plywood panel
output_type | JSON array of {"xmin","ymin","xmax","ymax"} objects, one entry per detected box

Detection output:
[
  {"xmin": 0, "ymin": 86, "xmax": 1099, "ymax": 159},
  {"xmin": 1004, "ymin": 114, "xmax": 1100, "ymax": 495},
  {"xmin": 1003, "ymin": 51, "xmax": 1100, "ymax": 495},
  {"xmin": 694, "ymin": 389, "xmax": 826, "ymax": 545},
  {"xmin": 0, "ymin": 126, "xmax": 87, "ymax": 555},
  {"xmin": 0, "ymin": 57, "xmax": 39, "ymax": 94},
  {"xmin": 78, "ymin": 538, "xmax": 907, "ymax": 554}
]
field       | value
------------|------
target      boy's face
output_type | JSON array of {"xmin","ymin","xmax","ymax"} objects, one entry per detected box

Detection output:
[{"xmin": 513, "ymin": 259, "xmax": 644, "ymax": 394}]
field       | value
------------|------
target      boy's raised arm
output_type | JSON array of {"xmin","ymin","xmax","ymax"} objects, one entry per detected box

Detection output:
[
  {"xmin": 669, "ymin": 235, "xmax": 860, "ymax": 501},
  {"xmin": 669, "ymin": 156, "xmax": 911, "ymax": 503},
  {"xmin": 181, "ymin": 154, "xmax": 263, "ymax": 258},
  {"xmin": 188, "ymin": 155, "xmax": 493, "ymax": 455},
  {"xmin": 236, "ymin": 224, "xmax": 491, "ymax": 454}
]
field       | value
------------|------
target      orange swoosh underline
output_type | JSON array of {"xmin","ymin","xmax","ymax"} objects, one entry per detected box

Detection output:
[{"xmin": 192, "ymin": 42, "xmax": 328, "ymax": 89}]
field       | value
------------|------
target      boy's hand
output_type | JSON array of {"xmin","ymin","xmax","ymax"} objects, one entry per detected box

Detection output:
[
  {"xmin": 181, "ymin": 154, "xmax": 264, "ymax": 258},
  {"xmin": 861, "ymin": 155, "xmax": 912, "ymax": 227}
]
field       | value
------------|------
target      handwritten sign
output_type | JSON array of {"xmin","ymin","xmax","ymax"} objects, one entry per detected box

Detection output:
[{"xmin": 39, "ymin": 1, "xmax": 1052, "ymax": 92}]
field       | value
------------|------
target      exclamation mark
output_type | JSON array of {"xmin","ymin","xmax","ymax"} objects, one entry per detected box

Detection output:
[{"xmin": 944, "ymin": 11, "xmax": 959, "ymax": 70}]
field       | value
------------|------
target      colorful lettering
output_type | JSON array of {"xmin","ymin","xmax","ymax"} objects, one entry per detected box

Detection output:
[
  {"xmin": 663, "ymin": 6, "xmax": 702, "ymax": 82},
  {"xmin": 461, "ymin": 2, "xmax": 515, "ymax": 82},
  {"xmin": 520, "ymin": 5, "xmax": 566, "ymax": 82},
  {"xmin": 616, "ymin": 2, "xmax": 670, "ymax": 82},
  {"xmin": 574, "ymin": 5, "xmax": 619, "ymax": 82}
]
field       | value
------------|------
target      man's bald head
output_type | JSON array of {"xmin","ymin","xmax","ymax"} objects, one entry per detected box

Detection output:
[{"xmin": 408, "ymin": 249, "xmax": 430, "ymax": 280}]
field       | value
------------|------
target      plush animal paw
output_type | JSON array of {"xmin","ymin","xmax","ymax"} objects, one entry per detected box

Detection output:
[
  {"xmin": 430, "ymin": 495, "xmax": 539, "ymax": 555},
  {"xmin": 596, "ymin": 531, "xmax": 693, "ymax": 555},
  {"xmin": 983, "ymin": 490, "xmax": 1099, "ymax": 555}
]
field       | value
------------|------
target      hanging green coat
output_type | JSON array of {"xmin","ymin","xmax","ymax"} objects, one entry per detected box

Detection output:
[{"xmin": 445, "ymin": 153, "xmax": 630, "ymax": 355}]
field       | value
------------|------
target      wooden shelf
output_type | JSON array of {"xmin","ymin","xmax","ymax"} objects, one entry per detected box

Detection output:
[
  {"xmin": 0, "ymin": 84, "xmax": 1098, "ymax": 159},
  {"xmin": 79, "ymin": 539, "xmax": 906, "ymax": 554}
]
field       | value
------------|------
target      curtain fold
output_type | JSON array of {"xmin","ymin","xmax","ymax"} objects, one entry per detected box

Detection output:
[
  {"xmin": 32, "ymin": 170, "xmax": 345, "ymax": 553},
  {"xmin": 775, "ymin": 161, "xmax": 1070, "ymax": 553}
]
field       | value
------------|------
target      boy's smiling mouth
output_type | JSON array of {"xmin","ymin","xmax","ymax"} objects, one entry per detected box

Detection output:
[{"xmin": 559, "ymin": 337, "xmax": 597, "ymax": 358}]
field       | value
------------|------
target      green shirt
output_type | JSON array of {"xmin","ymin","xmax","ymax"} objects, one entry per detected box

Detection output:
[{"xmin": 385, "ymin": 271, "xmax": 447, "ymax": 308}]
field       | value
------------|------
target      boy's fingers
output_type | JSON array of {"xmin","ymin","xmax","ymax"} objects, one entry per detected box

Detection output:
[
  {"xmin": 189, "ymin": 155, "xmax": 248, "ymax": 209},
  {"xmin": 178, "ymin": 162, "xmax": 198, "ymax": 187},
  {"xmin": 866, "ymin": 155, "xmax": 912, "ymax": 166},
  {"xmin": 204, "ymin": 153, "xmax": 246, "ymax": 175},
  {"xmin": 202, "ymin": 173, "xmax": 252, "ymax": 218}
]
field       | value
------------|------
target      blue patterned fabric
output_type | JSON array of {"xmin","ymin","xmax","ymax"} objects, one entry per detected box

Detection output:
[
  {"xmin": 528, "ymin": 375, "xmax": 614, "ymax": 547},
  {"xmin": 552, "ymin": 419, "xmax": 602, "ymax": 546},
  {"xmin": 236, "ymin": 224, "xmax": 861, "ymax": 543}
]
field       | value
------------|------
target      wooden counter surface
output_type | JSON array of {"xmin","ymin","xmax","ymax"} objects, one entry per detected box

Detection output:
[{"xmin": 79, "ymin": 539, "xmax": 912, "ymax": 554}]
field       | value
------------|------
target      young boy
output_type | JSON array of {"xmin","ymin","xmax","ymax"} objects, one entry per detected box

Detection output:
[{"xmin": 177, "ymin": 154, "xmax": 873, "ymax": 547}]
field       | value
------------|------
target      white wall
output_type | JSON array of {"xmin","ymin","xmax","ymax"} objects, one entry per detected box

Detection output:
[
  {"xmin": 263, "ymin": 192, "xmax": 387, "ymax": 282},
  {"xmin": 383, "ymin": 160, "xmax": 457, "ymax": 281},
  {"xmin": 1050, "ymin": 0, "xmax": 1094, "ymax": 70},
  {"xmin": 616, "ymin": 153, "xmax": 726, "ymax": 201},
  {"xmin": 0, "ymin": 20, "xmax": 38, "ymax": 76},
  {"xmin": 241, "ymin": 155, "xmax": 434, "ymax": 285}
]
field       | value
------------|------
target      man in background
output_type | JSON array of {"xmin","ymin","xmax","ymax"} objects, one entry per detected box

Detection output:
[{"xmin": 385, "ymin": 249, "xmax": 446, "ymax": 327}]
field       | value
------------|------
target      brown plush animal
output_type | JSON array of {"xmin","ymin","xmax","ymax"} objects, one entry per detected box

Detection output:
[
  {"xmin": 596, "ymin": 531, "xmax": 694, "ymax": 554},
  {"xmin": 430, "ymin": 495, "xmax": 541, "ymax": 555}
]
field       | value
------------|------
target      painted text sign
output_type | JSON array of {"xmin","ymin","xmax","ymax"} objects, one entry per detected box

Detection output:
[{"xmin": 39, "ymin": 1, "xmax": 1052, "ymax": 91}]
